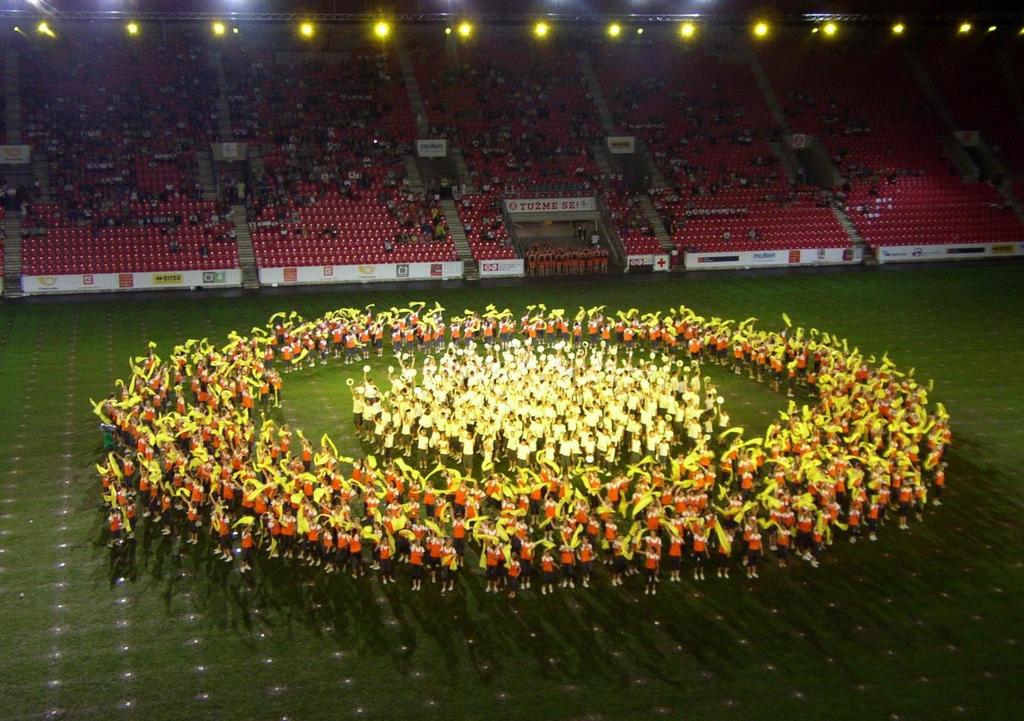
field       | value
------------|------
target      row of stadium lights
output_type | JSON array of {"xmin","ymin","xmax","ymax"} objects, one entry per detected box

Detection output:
[{"xmin": 18, "ymin": 19, "xmax": 1024, "ymax": 41}]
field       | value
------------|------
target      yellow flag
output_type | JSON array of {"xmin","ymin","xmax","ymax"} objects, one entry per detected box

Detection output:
[
  {"xmin": 717, "ymin": 427, "xmax": 744, "ymax": 444},
  {"xmin": 713, "ymin": 520, "xmax": 732, "ymax": 555}
]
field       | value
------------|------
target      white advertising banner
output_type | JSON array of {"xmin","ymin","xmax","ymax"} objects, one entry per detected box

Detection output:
[
  {"xmin": 416, "ymin": 139, "xmax": 448, "ymax": 158},
  {"xmin": 606, "ymin": 136, "xmax": 636, "ymax": 154},
  {"xmin": 211, "ymin": 142, "xmax": 248, "ymax": 161},
  {"xmin": 0, "ymin": 145, "xmax": 31, "ymax": 164},
  {"xmin": 626, "ymin": 254, "xmax": 672, "ymax": 271},
  {"xmin": 478, "ymin": 258, "xmax": 525, "ymax": 278},
  {"xmin": 875, "ymin": 242, "xmax": 1024, "ymax": 264},
  {"xmin": 684, "ymin": 247, "xmax": 862, "ymax": 270},
  {"xmin": 504, "ymin": 197, "xmax": 597, "ymax": 214},
  {"xmin": 22, "ymin": 268, "xmax": 241, "ymax": 295},
  {"xmin": 258, "ymin": 261, "xmax": 463, "ymax": 286}
]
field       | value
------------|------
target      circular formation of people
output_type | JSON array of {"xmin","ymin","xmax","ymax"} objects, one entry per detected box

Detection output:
[{"xmin": 96, "ymin": 301, "xmax": 951, "ymax": 598}]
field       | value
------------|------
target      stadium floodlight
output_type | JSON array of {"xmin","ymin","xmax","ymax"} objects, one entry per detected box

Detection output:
[
  {"xmin": 892, "ymin": 23, "xmax": 906, "ymax": 35},
  {"xmin": 374, "ymin": 21, "xmax": 391, "ymax": 39},
  {"xmin": 299, "ymin": 21, "xmax": 315, "ymax": 38},
  {"xmin": 958, "ymin": 22, "xmax": 972, "ymax": 34},
  {"xmin": 822, "ymin": 22, "xmax": 838, "ymax": 37},
  {"xmin": 679, "ymin": 22, "xmax": 696, "ymax": 39},
  {"xmin": 607, "ymin": 22, "xmax": 621, "ymax": 38},
  {"xmin": 212, "ymin": 22, "xmax": 226, "ymax": 36},
  {"xmin": 126, "ymin": 22, "xmax": 139, "ymax": 37},
  {"xmin": 753, "ymin": 21, "xmax": 770, "ymax": 39},
  {"xmin": 533, "ymin": 21, "xmax": 550, "ymax": 38},
  {"xmin": 457, "ymin": 21, "xmax": 473, "ymax": 39}
]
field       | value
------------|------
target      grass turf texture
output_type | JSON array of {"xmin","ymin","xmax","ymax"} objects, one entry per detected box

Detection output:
[{"xmin": 0, "ymin": 266, "xmax": 1021, "ymax": 721}]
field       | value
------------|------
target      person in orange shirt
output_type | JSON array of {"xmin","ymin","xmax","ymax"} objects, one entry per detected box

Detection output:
[
  {"xmin": 898, "ymin": 483, "xmax": 914, "ymax": 530},
  {"xmin": 577, "ymin": 539, "xmax": 594, "ymax": 588},
  {"xmin": 506, "ymin": 558, "xmax": 522, "ymax": 599},
  {"xmin": 518, "ymin": 538, "xmax": 534, "ymax": 590},
  {"xmin": 559, "ymin": 542, "xmax": 576, "ymax": 589},
  {"xmin": 540, "ymin": 550, "xmax": 556, "ymax": 595},
  {"xmin": 440, "ymin": 539, "xmax": 458, "ymax": 594},
  {"xmin": 186, "ymin": 501, "xmax": 203, "ymax": 546},
  {"xmin": 377, "ymin": 539, "xmax": 394, "ymax": 585},
  {"xmin": 409, "ymin": 541, "xmax": 425, "ymax": 591},
  {"xmin": 667, "ymin": 533, "xmax": 684, "ymax": 582},
  {"xmin": 774, "ymin": 526, "xmax": 791, "ymax": 568},
  {"xmin": 609, "ymin": 538, "xmax": 626, "ymax": 586},
  {"xmin": 344, "ymin": 333, "xmax": 358, "ymax": 364},
  {"xmin": 692, "ymin": 531, "xmax": 709, "ymax": 581},
  {"xmin": 932, "ymin": 461, "xmax": 946, "ymax": 507},
  {"xmin": 452, "ymin": 517, "xmax": 467, "ymax": 556},
  {"xmin": 746, "ymin": 530, "xmax": 762, "ymax": 579},
  {"xmin": 847, "ymin": 503, "xmax": 862, "ymax": 543},
  {"xmin": 239, "ymin": 527, "xmax": 255, "ymax": 573},
  {"xmin": 427, "ymin": 534, "xmax": 443, "ymax": 584},
  {"xmin": 644, "ymin": 547, "xmax": 660, "ymax": 595},
  {"xmin": 108, "ymin": 509, "xmax": 123, "ymax": 547},
  {"xmin": 349, "ymin": 532, "xmax": 364, "ymax": 578},
  {"xmin": 279, "ymin": 508, "xmax": 296, "ymax": 558},
  {"xmin": 484, "ymin": 542, "xmax": 503, "ymax": 594}
]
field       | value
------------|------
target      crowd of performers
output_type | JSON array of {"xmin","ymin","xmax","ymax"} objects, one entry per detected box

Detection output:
[
  {"xmin": 96, "ymin": 302, "xmax": 951, "ymax": 596},
  {"xmin": 356, "ymin": 340, "xmax": 730, "ymax": 474}
]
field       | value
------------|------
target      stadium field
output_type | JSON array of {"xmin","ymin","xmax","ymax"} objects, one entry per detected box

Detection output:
[{"xmin": 1, "ymin": 264, "xmax": 1022, "ymax": 721}]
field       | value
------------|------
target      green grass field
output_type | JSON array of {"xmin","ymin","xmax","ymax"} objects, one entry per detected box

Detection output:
[{"xmin": 1, "ymin": 265, "xmax": 1022, "ymax": 721}]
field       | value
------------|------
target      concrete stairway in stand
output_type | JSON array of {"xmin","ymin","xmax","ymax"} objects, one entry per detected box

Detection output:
[
  {"xmin": 440, "ymin": 199, "xmax": 478, "ymax": 280},
  {"xmin": 450, "ymin": 146, "xmax": 476, "ymax": 193},
  {"xmin": 209, "ymin": 49, "xmax": 234, "ymax": 140},
  {"xmin": 197, "ymin": 151, "xmax": 217, "ymax": 200},
  {"xmin": 32, "ymin": 151, "xmax": 51, "ymax": 202},
  {"xmin": 575, "ymin": 51, "xmax": 616, "ymax": 134},
  {"xmin": 637, "ymin": 195, "xmax": 674, "ymax": 253},
  {"xmin": 404, "ymin": 155, "xmax": 424, "ymax": 196},
  {"xmin": 995, "ymin": 50, "xmax": 1024, "ymax": 128},
  {"xmin": 231, "ymin": 205, "xmax": 260, "ymax": 289},
  {"xmin": 831, "ymin": 206, "xmax": 873, "ymax": 262},
  {"xmin": 3, "ymin": 215, "xmax": 23, "ymax": 298},
  {"xmin": 748, "ymin": 52, "xmax": 790, "ymax": 132},
  {"xmin": 749, "ymin": 52, "xmax": 802, "ymax": 182},
  {"xmin": 4, "ymin": 49, "xmax": 22, "ymax": 143},
  {"xmin": 396, "ymin": 45, "xmax": 430, "ymax": 137},
  {"xmin": 905, "ymin": 50, "xmax": 958, "ymax": 131},
  {"xmin": 591, "ymin": 144, "xmax": 613, "ymax": 176}
]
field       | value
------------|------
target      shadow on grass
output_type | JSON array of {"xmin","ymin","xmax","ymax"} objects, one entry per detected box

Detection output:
[{"xmin": 82, "ymin": 427, "xmax": 1018, "ymax": 687}]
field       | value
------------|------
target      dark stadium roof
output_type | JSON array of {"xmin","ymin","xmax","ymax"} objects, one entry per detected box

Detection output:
[{"xmin": 11, "ymin": 1, "xmax": 1024, "ymax": 20}]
